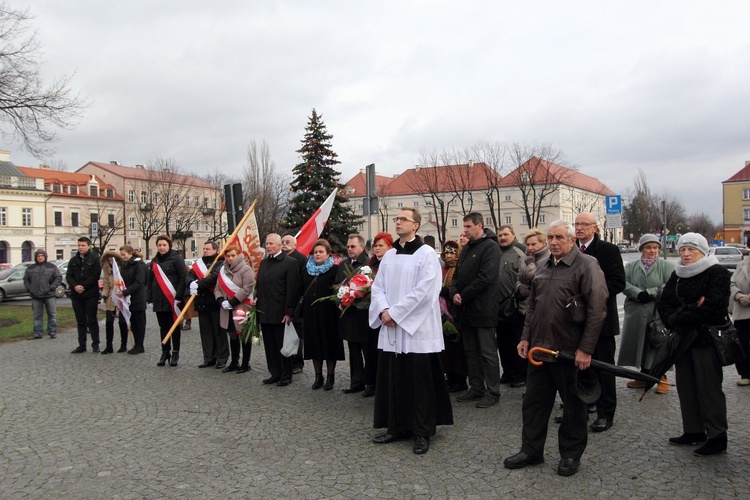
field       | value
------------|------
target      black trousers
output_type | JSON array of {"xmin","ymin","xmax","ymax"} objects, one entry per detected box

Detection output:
[
  {"xmin": 591, "ymin": 336, "xmax": 617, "ymax": 420},
  {"xmin": 105, "ymin": 310, "xmax": 128, "ymax": 348},
  {"xmin": 261, "ymin": 323, "xmax": 291, "ymax": 381},
  {"xmin": 521, "ymin": 362, "xmax": 588, "ymax": 460},
  {"xmin": 347, "ymin": 340, "xmax": 366, "ymax": 388},
  {"xmin": 675, "ymin": 343, "xmax": 728, "ymax": 439},
  {"xmin": 72, "ymin": 296, "xmax": 100, "ymax": 348},
  {"xmin": 291, "ymin": 320, "xmax": 304, "ymax": 369},
  {"xmin": 363, "ymin": 328, "xmax": 380, "ymax": 387},
  {"xmin": 734, "ymin": 319, "xmax": 750, "ymax": 379},
  {"xmin": 129, "ymin": 310, "xmax": 147, "ymax": 349},
  {"xmin": 497, "ymin": 315, "xmax": 526, "ymax": 381},
  {"xmin": 198, "ymin": 310, "xmax": 228, "ymax": 365},
  {"xmin": 156, "ymin": 311, "xmax": 181, "ymax": 353}
]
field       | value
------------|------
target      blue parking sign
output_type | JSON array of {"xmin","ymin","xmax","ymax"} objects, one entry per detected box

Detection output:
[{"xmin": 606, "ymin": 195, "xmax": 622, "ymax": 214}]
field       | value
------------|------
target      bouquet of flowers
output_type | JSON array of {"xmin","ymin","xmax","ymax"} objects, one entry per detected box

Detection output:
[
  {"xmin": 315, "ymin": 263, "xmax": 376, "ymax": 317},
  {"xmin": 235, "ymin": 305, "xmax": 261, "ymax": 344}
]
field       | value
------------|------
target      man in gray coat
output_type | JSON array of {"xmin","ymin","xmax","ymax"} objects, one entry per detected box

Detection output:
[{"xmin": 23, "ymin": 249, "xmax": 62, "ymax": 339}]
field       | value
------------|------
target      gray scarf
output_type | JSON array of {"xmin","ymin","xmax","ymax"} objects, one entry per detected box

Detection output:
[{"xmin": 674, "ymin": 255, "xmax": 719, "ymax": 278}]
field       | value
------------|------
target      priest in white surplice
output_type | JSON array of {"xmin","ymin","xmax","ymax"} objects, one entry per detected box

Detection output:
[{"xmin": 369, "ymin": 208, "xmax": 454, "ymax": 455}]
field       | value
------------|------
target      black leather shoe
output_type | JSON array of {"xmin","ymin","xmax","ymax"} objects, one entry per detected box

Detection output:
[
  {"xmin": 693, "ymin": 433, "xmax": 727, "ymax": 456},
  {"xmin": 589, "ymin": 418, "xmax": 613, "ymax": 432},
  {"xmin": 222, "ymin": 364, "xmax": 238, "ymax": 373},
  {"xmin": 343, "ymin": 385, "xmax": 365, "ymax": 394},
  {"xmin": 215, "ymin": 363, "xmax": 226, "ymax": 370},
  {"xmin": 277, "ymin": 379, "xmax": 292, "ymax": 386},
  {"xmin": 101, "ymin": 346, "xmax": 113, "ymax": 354},
  {"xmin": 236, "ymin": 366, "xmax": 250, "ymax": 374},
  {"xmin": 669, "ymin": 432, "xmax": 707, "ymax": 446},
  {"xmin": 413, "ymin": 436, "xmax": 430, "ymax": 455},
  {"xmin": 557, "ymin": 457, "xmax": 580, "ymax": 476},
  {"xmin": 71, "ymin": 346, "xmax": 86, "ymax": 354},
  {"xmin": 92, "ymin": 345, "xmax": 100, "ymax": 353},
  {"xmin": 127, "ymin": 346, "xmax": 144, "ymax": 355},
  {"xmin": 262, "ymin": 377, "xmax": 281, "ymax": 385},
  {"xmin": 117, "ymin": 345, "xmax": 127, "ymax": 353},
  {"xmin": 372, "ymin": 432, "xmax": 411, "ymax": 444},
  {"xmin": 157, "ymin": 352, "xmax": 170, "ymax": 366},
  {"xmin": 198, "ymin": 361, "xmax": 216, "ymax": 368},
  {"xmin": 503, "ymin": 451, "xmax": 544, "ymax": 470},
  {"xmin": 362, "ymin": 386, "xmax": 376, "ymax": 397},
  {"xmin": 510, "ymin": 379, "xmax": 526, "ymax": 388}
]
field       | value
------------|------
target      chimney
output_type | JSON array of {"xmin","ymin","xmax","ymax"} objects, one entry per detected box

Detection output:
[
  {"xmin": 746, "ymin": 160, "xmax": 750, "ymax": 167},
  {"xmin": 360, "ymin": 168, "xmax": 365, "ymax": 174},
  {"xmin": 110, "ymin": 161, "xmax": 119, "ymax": 165},
  {"xmin": 415, "ymin": 165, "xmax": 421, "ymax": 172},
  {"xmin": 135, "ymin": 164, "xmax": 144, "ymax": 169},
  {"xmin": 469, "ymin": 160, "xmax": 475, "ymax": 168}
]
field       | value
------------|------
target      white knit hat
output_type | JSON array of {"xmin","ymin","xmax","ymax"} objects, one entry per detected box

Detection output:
[{"xmin": 677, "ymin": 232, "xmax": 709, "ymax": 256}]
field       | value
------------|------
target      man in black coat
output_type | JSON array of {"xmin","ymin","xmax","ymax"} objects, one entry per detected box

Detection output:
[
  {"xmin": 575, "ymin": 212, "xmax": 626, "ymax": 432},
  {"xmin": 282, "ymin": 234, "xmax": 307, "ymax": 374},
  {"xmin": 336, "ymin": 234, "xmax": 371, "ymax": 394},
  {"xmin": 449, "ymin": 212, "xmax": 502, "ymax": 409},
  {"xmin": 253, "ymin": 233, "xmax": 301, "ymax": 386},
  {"xmin": 66, "ymin": 237, "xmax": 102, "ymax": 353}
]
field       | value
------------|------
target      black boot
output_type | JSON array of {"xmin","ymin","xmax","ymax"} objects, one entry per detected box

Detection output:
[
  {"xmin": 101, "ymin": 345, "xmax": 114, "ymax": 354},
  {"xmin": 324, "ymin": 373, "xmax": 335, "ymax": 391},
  {"xmin": 169, "ymin": 351, "xmax": 179, "ymax": 367},
  {"xmin": 693, "ymin": 433, "xmax": 727, "ymax": 456},
  {"xmin": 117, "ymin": 344, "xmax": 127, "ymax": 353},
  {"xmin": 312, "ymin": 373, "xmax": 324, "ymax": 390},
  {"xmin": 157, "ymin": 351, "xmax": 170, "ymax": 366}
]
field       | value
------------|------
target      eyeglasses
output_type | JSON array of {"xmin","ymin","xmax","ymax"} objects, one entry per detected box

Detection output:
[
  {"xmin": 574, "ymin": 222, "xmax": 593, "ymax": 227},
  {"xmin": 346, "ymin": 245, "xmax": 360, "ymax": 248},
  {"xmin": 393, "ymin": 216, "xmax": 416, "ymax": 223}
]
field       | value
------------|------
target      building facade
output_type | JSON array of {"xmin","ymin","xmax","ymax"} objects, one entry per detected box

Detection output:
[{"xmin": 722, "ymin": 161, "xmax": 750, "ymax": 245}]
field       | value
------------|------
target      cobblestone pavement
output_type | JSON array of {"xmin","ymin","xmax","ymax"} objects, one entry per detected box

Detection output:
[{"xmin": 1, "ymin": 310, "xmax": 750, "ymax": 499}]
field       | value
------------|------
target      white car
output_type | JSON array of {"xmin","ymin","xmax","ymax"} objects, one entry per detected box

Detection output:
[{"xmin": 707, "ymin": 247, "xmax": 744, "ymax": 269}]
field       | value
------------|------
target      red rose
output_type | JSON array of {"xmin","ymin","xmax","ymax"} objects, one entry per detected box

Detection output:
[
  {"xmin": 349, "ymin": 273, "xmax": 371, "ymax": 290},
  {"xmin": 341, "ymin": 293, "xmax": 355, "ymax": 307}
]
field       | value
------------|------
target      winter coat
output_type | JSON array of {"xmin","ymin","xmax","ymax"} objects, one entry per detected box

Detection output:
[
  {"xmin": 146, "ymin": 249, "xmax": 187, "ymax": 313},
  {"xmin": 120, "ymin": 256, "xmax": 147, "ymax": 311},
  {"xmin": 617, "ymin": 257, "xmax": 674, "ymax": 367},
  {"xmin": 498, "ymin": 241, "xmax": 525, "ymax": 319},
  {"xmin": 301, "ymin": 265, "xmax": 344, "ymax": 360},
  {"xmin": 100, "ymin": 251, "xmax": 123, "ymax": 312},
  {"xmin": 214, "ymin": 254, "xmax": 255, "ymax": 330},
  {"xmin": 66, "ymin": 249, "xmax": 102, "ymax": 300},
  {"xmin": 255, "ymin": 252, "xmax": 300, "ymax": 324},
  {"xmin": 658, "ymin": 264, "xmax": 731, "ymax": 346},
  {"xmin": 186, "ymin": 255, "xmax": 223, "ymax": 313},
  {"xmin": 23, "ymin": 260, "xmax": 62, "ymax": 299},
  {"xmin": 521, "ymin": 246, "xmax": 609, "ymax": 356},
  {"xmin": 580, "ymin": 233, "xmax": 626, "ymax": 337},
  {"xmin": 336, "ymin": 251, "xmax": 370, "ymax": 342},
  {"xmin": 731, "ymin": 258, "xmax": 750, "ymax": 321},
  {"xmin": 515, "ymin": 245, "xmax": 550, "ymax": 316},
  {"xmin": 449, "ymin": 228, "xmax": 501, "ymax": 327}
]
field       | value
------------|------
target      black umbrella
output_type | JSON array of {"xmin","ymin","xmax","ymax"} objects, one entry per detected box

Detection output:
[
  {"xmin": 528, "ymin": 347, "xmax": 663, "ymax": 387},
  {"xmin": 638, "ymin": 325, "xmax": 699, "ymax": 400}
]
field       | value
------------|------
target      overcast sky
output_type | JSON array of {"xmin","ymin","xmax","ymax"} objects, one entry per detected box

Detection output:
[{"xmin": 7, "ymin": 1, "xmax": 750, "ymax": 224}]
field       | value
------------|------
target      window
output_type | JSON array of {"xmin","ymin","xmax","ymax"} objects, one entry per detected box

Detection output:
[
  {"xmin": 141, "ymin": 191, "xmax": 148, "ymax": 203},
  {"xmin": 357, "ymin": 203, "xmax": 363, "ymax": 210},
  {"xmin": 186, "ymin": 196, "xmax": 191, "ymax": 207},
  {"xmin": 468, "ymin": 195, "xmax": 474, "ymax": 204},
  {"xmin": 743, "ymin": 208, "xmax": 750, "ymax": 221},
  {"xmin": 204, "ymin": 222, "xmax": 210, "ymax": 232},
  {"xmin": 175, "ymin": 194, "xmax": 180, "ymax": 206},
  {"xmin": 193, "ymin": 195, "xmax": 199, "ymax": 207},
  {"xmin": 52, "ymin": 183, "xmax": 61, "ymax": 193},
  {"xmin": 451, "ymin": 218, "xmax": 458, "ymax": 227},
  {"xmin": 22, "ymin": 208, "xmax": 32, "ymax": 227},
  {"xmin": 426, "ymin": 201, "xmax": 432, "ymax": 206},
  {"xmin": 152, "ymin": 192, "xmax": 159, "ymax": 204},
  {"xmin": 0, "ymin": 207, "xmax": 6, "ymax": 226},
  {"xmin": 504, "ymin": 195, "xmax": 511, "ymax": 202},
  {"xmin": 69, "ymin": 185, "xmax": 78, "ymax": 195},
  {"xmin": 539, "ymin": 215, "xmax": 546, "ymax": 224},
  {"xmin": 744, "ymin": 189, "xmax": 750, "ymax": 200},
  {"xmin": 89, "ymin": 185, "xmax": 98, "ymax": 197},
  {"xmin": 521, "ymin": 215, "xmax": 528, "ymax": 224},
  {"xmin": 106, "ymin": 188, "xmax": 114, "ymax": 198},
  {"xmin": 195, "ymin": 221, "xmax": 200, "ymax": 232},
  {"xmin": 129, "ymin": 217, "xmax": 135, "ymax": 230},
  {"xmin": 213, "ymin": 198, "xmax": 218, "ymax": 209},
  {"xmin": 108, "ymin": 213, "xmax": 115, "ymax": 227},
  {"xmin": 54, "ymin": 211, "xmax": 63, "ymax": 226},
  {"xmin": 56, "ymin": 249, "xmax": 64, "ymax": 260},
  {"xmin": 413, "ymin": 201, "xmax": 419, "ymax": 207},
  {"xmin": 128, "ymin": 190, "xmax": 135, "ymax": 203},
  {"xmin": 90, "ymin": 213, "xmax": 99, "ymax": 225},
  {"xmin": 505, "ymin": 216, "xmax": 512, "ymax": 225},
  {"xmin": 397, "ymin": 202, "xmax": 403, "ymax": 208},
  {"xmin": 71, "ymin": 212, "xmax": 79, "ymax": 227},
  {"xmin": 203, "ymin": 197, "xmax": 209, "ymax": 208}
]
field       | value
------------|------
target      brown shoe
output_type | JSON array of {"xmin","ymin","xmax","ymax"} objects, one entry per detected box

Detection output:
[
  {"xmin": 627, "ymin": 380, "xmax": 646, "ymax": 389},
  {"xmin": 655, "ymin": 376, "xmax": 669, "ymax": 394}
]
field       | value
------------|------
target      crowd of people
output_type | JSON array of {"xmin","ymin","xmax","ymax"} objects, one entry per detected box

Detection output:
[{"xmin": 22, "ymin": 208, "xmax": 741, "ymax": 471}]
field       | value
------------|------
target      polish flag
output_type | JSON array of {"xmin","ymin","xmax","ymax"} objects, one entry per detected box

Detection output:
[{"xmin": 296, "ymin": 189, "xmax": 338, "ymax": 256}]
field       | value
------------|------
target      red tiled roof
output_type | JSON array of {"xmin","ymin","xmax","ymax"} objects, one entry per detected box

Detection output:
[
  {"xmin": 342, "ymin": 171, "xmax": 393, "ymax": 197},
  {"xmin": 17, "ymin": 166, "xmax": 124, "ymax": 200},
  {"xmin": 79, "ymin": 162, "xmax": 219, "ymax": 190},
  {"xmin": 724, "ymin": 163, "xmax": 750, "ymax": 183},
  {"xmin": 499, "ymin": 157, "xmax": 614, "ymax": 195}
]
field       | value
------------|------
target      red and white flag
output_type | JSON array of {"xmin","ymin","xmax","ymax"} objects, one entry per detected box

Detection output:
[
  {"xmin": 296, "ymin": 189, "xmax": 338, "ymax": 256},
  {"xmin": 228, "ymin": 207, "xmax": 264, "ymax": 278},
  {"xmin": 111, "ymin": 259, "xmax": 131, "ymax": 326}
]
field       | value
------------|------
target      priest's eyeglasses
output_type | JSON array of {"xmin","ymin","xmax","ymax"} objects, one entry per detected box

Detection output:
[{"xmin": 393, "ymin": 216, "xmax": 416, "ymax": 223}]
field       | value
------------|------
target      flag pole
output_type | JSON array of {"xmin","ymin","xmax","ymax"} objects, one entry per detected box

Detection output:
[{"xmin": 162, "ymin": 197, "xmax": 259, "ymax": 344}]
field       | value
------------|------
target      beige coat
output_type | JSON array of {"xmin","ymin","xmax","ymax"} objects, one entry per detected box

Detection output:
[{"xmin": 214, "ymin": 254, "xmax": 255, "ymax": 330}]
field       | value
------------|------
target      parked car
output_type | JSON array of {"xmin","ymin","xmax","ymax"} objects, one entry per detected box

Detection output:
[
  {"xmin": 0, "ymin": 267, "xmax": 29, "ymax": 302},
  {"xmin": 708, "ymin": 246, "xmax": 744, "ymax": 269},
  {"xmin": 0, "ymin": 263, "xmax": 11, "ymax": 270},
  {"xmin": 725, "ymin": 243, "xmax": 750, "ymax": 256}
]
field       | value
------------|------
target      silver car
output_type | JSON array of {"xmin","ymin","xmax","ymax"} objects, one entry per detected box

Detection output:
[
  {"xmin": 708, "ymin": 247, "xmax": 744, "ymax": 269},
  {"xmin": 0, "ymin": 267, "xmax": 29, "ymax": 302}
]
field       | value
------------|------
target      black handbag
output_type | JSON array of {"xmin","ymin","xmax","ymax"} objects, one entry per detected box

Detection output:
[
  {"xmin": 647, "ymin": 308, "xmax": 673, "ymax": 349},
  {"xmin": 707, "ymin": 318, "xmax": 746, "ymax": 366}
]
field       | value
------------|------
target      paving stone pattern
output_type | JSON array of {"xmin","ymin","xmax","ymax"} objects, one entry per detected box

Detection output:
[{"xmin": 1, "ymin": 311, "xmax": 749, "ymax": 498}]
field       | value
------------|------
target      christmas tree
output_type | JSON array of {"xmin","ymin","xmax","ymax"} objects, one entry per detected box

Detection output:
[{"xmin": 286, "ymin": 109, "xmax": 362, "ymax": 254}]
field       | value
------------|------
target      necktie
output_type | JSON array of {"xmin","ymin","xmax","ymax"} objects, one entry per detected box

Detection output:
[{"xmin": 580, "ymin": 244, "xmax": 586, "ymax": 252}]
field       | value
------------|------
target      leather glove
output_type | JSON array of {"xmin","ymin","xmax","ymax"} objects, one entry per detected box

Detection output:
[
  {"xmin": 189, "ymin": 280, "xmax": 198, "ymax": 296},
  {"xmin": 739, "ymin": 294, "xmax": 750, "ymax": 307},
  {"xmin": 637, "ymin": 291, "xmax": 651, "ymax": 303},
  {"xmin": 221, "ymin": 300, "xmax": 232, "ymax": 310}
]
